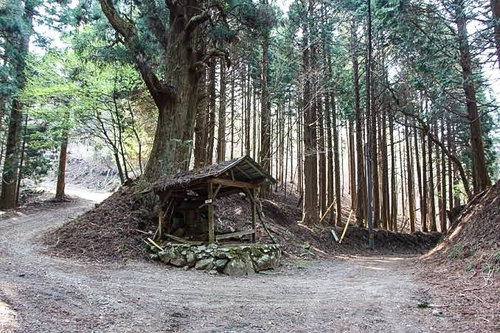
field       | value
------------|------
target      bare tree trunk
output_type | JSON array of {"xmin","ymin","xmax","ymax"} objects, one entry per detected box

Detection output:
[
  {"xmin": 245, "ymin": 70, "xmax": 251, "ymax": 156},
  {"xmin": 455, "ymin": 0, "xmax": 491, "ymax": 192},
  {"xmin": 405, "ymin": 124, "xmax": 415, "ymax": 233},
  {"xmin": 389, "ymin": 113, "xmax": 397, "ymax": 231},
  {"xmin": 55, "ymin": 130, "xmax": 69, "ymax": 200},
  {"xmin": 217, "ymin": 59, "xmax": 226, "ymax": 163},
  {"xmin": 0, "ymin": 3, "xmax": 32, "ymax": 209},
  {"xmin": 325, "ymin": 93, "xmax": 334, "ymax": 220},
  {"xmin": 318, "ymin": 95, "xmax": 327, "ymax": 217},
  {"xmin": 348, "ymin": 117, "xmax": 356, "ymax": 210},
  {"xmin": 302, "ymin": 0, "xmax": 318, "ymax": 225},
  {"xmin": 207, "ymin": 60, "xmax": 216, "ymax": 165},
  {"xmin": 352, "ymin": 22, "xmax": 366, "ymax": 227},
  {"xmin": 421, "ymin": 130, "xmax": 428, "ymax": 232},
  {"xmin": 260, "ymin": 19, "xmax": 271, "ymax": 195},
  {"xmin": 380, "ymin": 108, "xmax": 390, "ymax": 229},
  {"xmin": 428, "ymin": 127, "xmax": 437, "ymax": 232}
]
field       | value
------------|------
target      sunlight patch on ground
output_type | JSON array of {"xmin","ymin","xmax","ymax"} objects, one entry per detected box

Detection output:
[
  {"xmin": 362, "ymin": 265, "xmax": 386, "ymax": 271},
  {"xmin": 0, "ymin": 300, "xmax": 18, "ymax": 331}
]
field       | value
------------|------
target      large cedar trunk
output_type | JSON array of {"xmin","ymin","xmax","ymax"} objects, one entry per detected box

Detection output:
[{"xmin": 100, "ymin": 0, "xmax": 206, "ymax": 182}]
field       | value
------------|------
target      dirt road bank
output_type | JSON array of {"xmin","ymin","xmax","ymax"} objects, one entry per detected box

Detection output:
[{"xmin": 0, "ymin": 196, "xmax": 450, "ymax": 332}]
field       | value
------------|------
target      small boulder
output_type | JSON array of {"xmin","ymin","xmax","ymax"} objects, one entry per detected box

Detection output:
[
  {"xmin": 170, "ymin": 256, "xmax": 187, "ymax": 267},
  {"xmin": 195, "ymin": 258, "xmax": 214, "ymax": 270},
  {"xmin": 223, "ymin": 255, "xmax": 254, "ymax": 276}
]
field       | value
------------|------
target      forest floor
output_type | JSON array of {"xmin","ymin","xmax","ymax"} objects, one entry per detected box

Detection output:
[{"xmin": 0, "ymin": 189, "xmax": 457, "ymax": 332}]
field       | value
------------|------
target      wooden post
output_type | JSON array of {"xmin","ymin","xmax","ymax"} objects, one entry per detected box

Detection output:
[
  {"xmin": 251, "ymin": 188, "xmax": 257, "ymax": 243},
  {"xmin": 208, "ymin": 182, "xmax": 215, "ymax": 243},
  {"xmin": 158, "ymin": 213, "xmax": 164, "ymax": 240}
]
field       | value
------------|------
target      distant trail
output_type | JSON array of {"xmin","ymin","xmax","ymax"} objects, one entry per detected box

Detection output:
[{"xmin": 0, "ymin": 188, "xmax": 452, "ymax": 332}]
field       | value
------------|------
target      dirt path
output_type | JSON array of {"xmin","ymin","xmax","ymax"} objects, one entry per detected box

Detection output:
[{"xmin": 0, "ymin": 194, "xmax": 452, "ymax": 332}]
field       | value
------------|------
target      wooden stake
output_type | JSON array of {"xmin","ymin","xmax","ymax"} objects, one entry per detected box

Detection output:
[
  {"xmin": 339, "ymin": 209, "xmax": 354, "ymax": 244},
  {"xmin": 319, "ymin": 199, "xmax": 336, "ymax": 223}
]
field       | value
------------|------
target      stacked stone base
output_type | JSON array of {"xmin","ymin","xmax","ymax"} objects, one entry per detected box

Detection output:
[{"xmin": 151, "ymin": 243, "xmax": 281, "ymax": 276}]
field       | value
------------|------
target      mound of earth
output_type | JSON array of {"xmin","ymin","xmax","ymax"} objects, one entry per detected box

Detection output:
[
  {"xmin": 45, "ymin": 184, "xmax": 156, "ymax": 262},
  {"xmin": 218, "ymin": 190, "xmax": 440, "ymax": 257},
  {"xmin": 45, "ymin": 184, "xmax": 441, "ymax": 262},
  {"xmin": 420, "ymin": 180, "xmax": 499, "ymax": 332}
]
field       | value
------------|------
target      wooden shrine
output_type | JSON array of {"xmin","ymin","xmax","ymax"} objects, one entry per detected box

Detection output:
[{"xmin": 145, "ymin": 156, "xmax": 276, "ymax": 244}]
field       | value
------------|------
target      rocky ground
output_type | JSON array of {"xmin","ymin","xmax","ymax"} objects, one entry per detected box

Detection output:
[{"xmin": 0, "ymin": 190, "xmax": 457, "ymax": 332}]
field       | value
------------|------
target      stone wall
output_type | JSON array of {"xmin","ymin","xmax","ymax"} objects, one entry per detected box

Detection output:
[{"xmin": 150, "ymin": 243, "xmax": 281, "ymax": 276}]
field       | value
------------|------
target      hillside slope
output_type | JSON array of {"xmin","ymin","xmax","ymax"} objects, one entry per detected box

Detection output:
[{"xmin": 421, "ymin": 180, "xmax": 499, "ymax": 332}]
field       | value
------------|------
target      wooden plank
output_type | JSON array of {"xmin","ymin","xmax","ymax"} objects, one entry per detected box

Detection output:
[
  {"xmin": 215, "ymin": 229, "xmax": 256, "ymax": 241},
  {"xmin": 208, "ymin": 182, "xmax": 215, "ymax": 243},
  {"xmin": 210, "ymin": 177, "xmax": 257, "ymax": 189},
  {"xmin": 164, "ymin": 234, "xmax": 203, "ymax": 245}
]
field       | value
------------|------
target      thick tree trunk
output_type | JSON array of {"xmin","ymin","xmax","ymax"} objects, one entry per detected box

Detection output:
[
  {"xmin": 352, "ymin": 23, "xmax": 366, "ymax": 227},
  {"xmin": 318, "ymin": 95, "xmax": 327, "ymax": 217},
  {"xmin": 302, "ymin": 0, "xmax": 318, "ymax": 225},
  {"xmin": 55, "ymin": 131, "xmax": 69, "ymax": 200},
  {"xmin": 1, "ymin": 100, "xmax": 24, "ymax": 209},
  {"xmin": 0, "ymin": 1, "xmax": 32, "ymax": 209},
  {"xmin": 325, "ymin": 93, "xmax": 334, "ymax": 221},
  {"xmin": 455, "ymin": 0, "xmax": 491, "ymax": 193}
]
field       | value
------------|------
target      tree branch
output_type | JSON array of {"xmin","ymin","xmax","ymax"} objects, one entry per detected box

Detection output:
[
  {"xmin": 387, "ymin": 85, "xmax": 472, "ymax": 198},
  {"xmin": 98, "ymin": 0, "xmax": 166, "ymax": 108}
]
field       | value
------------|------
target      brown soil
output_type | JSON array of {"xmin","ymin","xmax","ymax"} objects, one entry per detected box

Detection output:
[
  {"xmin": 44, "ymin": 184, "xmax": 156, "ymax": 262},
  {"xmin": 420, "ymin": 180, "xmax": 500, "ymax": 332},
  {"xmin": 0, "ymin": 194, "xmax": 454, "ymax": 332},
  {"xmin": 44, "ymin": 184, "xmax": 441, "ymax": 263}
]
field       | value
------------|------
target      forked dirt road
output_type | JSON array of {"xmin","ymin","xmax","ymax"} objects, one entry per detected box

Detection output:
[{"xmin": 0, "ymin": 192, "xmax": 451, "ymax": 332}]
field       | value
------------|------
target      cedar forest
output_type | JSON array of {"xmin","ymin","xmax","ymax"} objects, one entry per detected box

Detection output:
[{"xmin": 0, "ymin": 0, "xmax": 499, "ymax": 331}]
